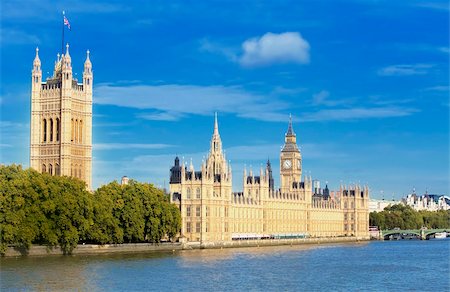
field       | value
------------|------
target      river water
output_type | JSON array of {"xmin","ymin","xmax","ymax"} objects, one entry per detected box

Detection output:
[{"xmin": 1, "ymin": 239, "xmax": 449, "ymax": 291}]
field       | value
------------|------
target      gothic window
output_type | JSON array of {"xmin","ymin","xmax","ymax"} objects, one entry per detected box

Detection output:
[
  {"xmin": 196, "ymin": 187, "xmax": 201, "ymax": 199},
  {"xmin": 196, "ymin": 206, "xmax": 201, "ymax": 217},
  {"xmin": 49, "ymin": 118, "xmax": 54, "ymax": 142},
  {"xmin": 56, "ymin": 118, "xmax": 60, "ymax": 141},
  {"xmin": 205, "ymin": 206, "xmax": 209, "ymax": 217},
  {"xmin": 71, "ymin": 119, "xmax": 74, "ymax": 142},
  {"xmin": 55, "ymin": 163, "xmax": 60, "ymax": 176},
  {"xmin": 205, "ymin": 223, "xmax": 209, "ymax": 233},
  {"xmin": 49, "ymin": 164, "xmax": 53, "ymax": 175},
  {"xmin": 351, "ymin": 202, "xmax": 355, "ymax": 209},
  {"xmin": 344, "ymin": 202, "xmax": 348, "ymax": 209},
  {"xmin": 42, "ymin": 164, "xmax": 46, "ymax": 173},
  {"xmin": 43, "ymin": 119, "xmax": 47, "ymax": 142},
  {"xmin": 186, "ymin": 188, "xmax": 191, "ymax": 199},
  {"xmin": 186, "ymin": 206, "xmax": 191, "ymax": 217},
  {"xmin": 79, "ymin": 120, "xmax": 83, "ymax": 143},
  {"xmin": 75, "ymin": 119, "xmax": 78, "ymax": 143},
  {"xmin": 186, "ymin": 222, "xmax": 191, "ymax": 233},
  {"xmin": 195, "ymin": 222, "xmax": 201, "ymax": 233},
  {"xmin": 87, "ymin": 79, "xmax": 90, "ymax": 85}
]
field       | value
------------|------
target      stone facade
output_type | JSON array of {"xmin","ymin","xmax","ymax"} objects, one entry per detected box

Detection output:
[
  {"xmin": 170, "ymin": 115, "xmax": 370, "ymax": 242},
  {"xmin": 30, "ymin": 45, "xmax": 92, "ymax": 190}
]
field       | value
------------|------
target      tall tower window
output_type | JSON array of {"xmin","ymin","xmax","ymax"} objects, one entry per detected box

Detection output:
[
  {"xmin": 79, "ymin": 120, "xmax": 83, "ymax": 143},
  {"xmin": 75, "ymin": 119, "xmax": 79, "ymax": 143},
  {"xmin": 42, "ymin": 164, "xmax": 46, "ymax": 173},
  {"xmin": 196, "ymin": 188, "xmax": 201, "ymax": 199},
  {"xmin": 49, "ymin": 164, "xmax": 53, "ymax": 175},
  {"xmin": 49, "ymin": 118, "xmax": 54, "ymax": 142},
  {"xmin": 43, "ymin": 119, "xmax": 47, "ymax": 142},
  {"xmin": 56, "ymin": 118, "xmax": 60, "ymax": 141},
  {"xmin": 71, "ymin": 118, "xmax": 74, "ymax": 142},
  {"xmin": 55, "ymin": 163, "xmax": 60, "ymax": 176}
]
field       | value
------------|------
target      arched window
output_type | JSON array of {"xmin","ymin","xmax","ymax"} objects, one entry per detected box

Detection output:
[
  {"xmin": 49, "ymin": 164, "xmax": 53, "ymax": 175},
  {"xmin": 71, "ymin": 118, "xmax": 74, "ymax": 142},
  {"xmin": 49, "ymin": 118, "xmax": 53, "ymax": 142},
  {"xmin": 42, "ymin": 164, "xmax": 46, "ymax": 173},
  {"xmin": 186, "ymin": 188, "xmax": 191, "ymax": 199},
  {"xmin": 75, "ymin": 119, "xmax": 78, "ymax": 143},
  {"xmin": 79, "ymin": 120, "xmax": 83, "ymax": 143},
  {"xmin": 55, "ymin": 163, "xmax": 60, "ymax": 176},
  {"xmin": 196, "ymin": 188, "xmax": 201, "ymax": 199},
  {"xmin": 43, "ymin": 119, "xmax": 47, "ymax": 142},
  {"xmin": 344, "ymin": 202, "xmax": 348, "ymax": 209},
  {"xmin": 351, "ymin": 202, "xmax": 354, "ymax": 209},
  {"xmin": 56, "ymin": 118, "xmax": 60, "ymax": 141}
]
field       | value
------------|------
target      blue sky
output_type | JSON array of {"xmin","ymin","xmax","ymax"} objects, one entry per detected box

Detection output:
[{"xmin": 1, "ymin": 0, "xmax": 448, "ymax": 199}]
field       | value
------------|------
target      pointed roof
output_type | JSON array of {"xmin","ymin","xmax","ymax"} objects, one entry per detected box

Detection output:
[
  {"xmin": 286, "ymin": 114, "xmax": 295, "ymax": 136},
  {"xmin": 33, "ymin": 47, "xmax": 41, "ymax": 66},
  {"xmin": 84, "ymin": 49, "xmax": 92, "ymax": 67},
  {"xmin": 214, "ymin": 112, "xmax": 219, "ymax": 136}
]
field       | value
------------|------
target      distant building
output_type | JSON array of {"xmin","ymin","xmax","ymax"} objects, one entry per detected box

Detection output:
[
  {"xmin": 403, "ymin": 193, "xmax": 450, "ymax": 211},
  {"xmin": 121, "ymin": 176, "xmax": 129, "ymax": 186},
  {"xmin": 30, "ymin": 45, "xmax": 93, "ymax": 189},
  {"xmin": 169, "ymin": 115, "xmax": 370, "ymax": 243},
  {"xmin": 369, "ymin": 199, "xmax": 401, "ymax": 213}
]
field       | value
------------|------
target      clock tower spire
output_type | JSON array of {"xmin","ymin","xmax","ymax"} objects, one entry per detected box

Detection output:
[{"xmin": 280, "ymin": 115, "xmax": 302, "ymax": 192}]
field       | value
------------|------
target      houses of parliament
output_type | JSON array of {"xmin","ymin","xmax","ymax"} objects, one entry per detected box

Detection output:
[
  {"xmin": 169, "ymin": 115, "xmax": 370, "ymax": 242},
  {"xmin": 29, "ymin": 46, "xmax": 369, "ymax": 242}
]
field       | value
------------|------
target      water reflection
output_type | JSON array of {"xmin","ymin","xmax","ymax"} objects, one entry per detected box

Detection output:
[{"xmin": 1, "ymin": 241, "xmax": 446, "ymax": 292}]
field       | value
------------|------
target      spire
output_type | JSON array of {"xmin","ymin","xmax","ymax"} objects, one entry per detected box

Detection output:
[
  {"xmin": 65, "ymin": 43, "xmax": 70, "ymax": 56},
  {"xmin": 84, "ymin": 49, "xmax": 92, "ymax": 67},
  {"xmin": 214, "ymin": 112, "xmax": 219, "ymax": 136},
  {"xmin": 33, "ymin": 47, "xmax": 41, "ymax": 66},
  {"xmin": 286, "ymin": 114, "xmax": 295, "ymax": 136}
]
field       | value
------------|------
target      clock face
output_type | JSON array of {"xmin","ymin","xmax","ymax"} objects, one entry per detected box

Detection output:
[{"xmin": 283, "ymin": 159, "xmax": 292, "ymax": 169}]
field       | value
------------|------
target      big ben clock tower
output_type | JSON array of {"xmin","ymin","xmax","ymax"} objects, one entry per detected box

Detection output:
[{"xmin": 280, "ymin": 115, "xmax": 302, "ymax": 193}]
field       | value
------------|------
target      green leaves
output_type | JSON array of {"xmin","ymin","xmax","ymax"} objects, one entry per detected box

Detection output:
[
  {"xmin": 369, "ymin": 203, "xmax": 449, "ymax": 230},
  {"xmin": 0, "ymin": 165, "xmax": 181, "ymax": 255}
]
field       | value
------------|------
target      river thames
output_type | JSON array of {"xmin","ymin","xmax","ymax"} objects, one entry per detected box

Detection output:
[{"xmin": 1, "ymin": 239, "xmax": 448, "ymax": 291}]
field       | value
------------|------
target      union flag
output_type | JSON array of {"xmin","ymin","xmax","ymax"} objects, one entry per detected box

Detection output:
[{"xmin": 64, "ymin": 16, "xmax": 71, "ymax": 30}]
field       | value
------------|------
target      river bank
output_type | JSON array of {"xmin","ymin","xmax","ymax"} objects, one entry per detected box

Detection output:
[{"xmin": 2, "ymin": 236, "xmax": 368, "ymax": 257}]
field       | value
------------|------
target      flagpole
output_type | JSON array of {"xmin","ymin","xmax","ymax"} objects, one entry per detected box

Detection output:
[{"xmin": 62, "ymin": 11, "xmax": 65, "ymax": 55}]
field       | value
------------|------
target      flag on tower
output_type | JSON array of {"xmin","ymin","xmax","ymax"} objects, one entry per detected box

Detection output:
[{"xmin": 64, "ymin": 15, "xmax": 71, "ymax": 30}]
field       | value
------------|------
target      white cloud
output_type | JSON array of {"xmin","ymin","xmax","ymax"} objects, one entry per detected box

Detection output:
[
  {"xmin": 137, "ymin": 111, "xmax": 183, "ymax": 121},
  {"xmin": 199, "ymin": 39, "xmax": 238, "ymax": 62},
  {"xmin": 438, "ymin": 47, "xmax": 450, "ymax": 54},
  {"xmin": 0, "ymin": 28, "xmax": 40, "ymax": 46},
  {"xmin": 377, "ymin": 64, "xmax": 433, "ymax": 76},
  {"xmin": 300, "ymin": 107, "xmax": 418, "ymax": 122},
  {"xmin": 425, "ymin": 85, "xmax": 449, "ymax": 92},
  {"xmin": 94, "ymin": 83, "xmax": 288, "ymax": 122},
  {"xmin": 239, "ymin": 32, "xmax": 310, "ymax": 67},
  {"xmin": 93, "ymin": 143, "xmax": 173, "ymax": 150}
]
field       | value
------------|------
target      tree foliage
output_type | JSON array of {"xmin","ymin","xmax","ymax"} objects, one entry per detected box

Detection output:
[
  {"xmin": 0, "ymin": 165, "xmax": 181, "ymax": 255},
  {"xmin": 369, "ymin": 203, "xmax": 450, "ymax": 230}
]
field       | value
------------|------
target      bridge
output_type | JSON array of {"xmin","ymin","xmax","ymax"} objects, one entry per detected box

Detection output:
[{"xmin": 381, "ymin": 228, "xmax": 449, "ymax": 240}]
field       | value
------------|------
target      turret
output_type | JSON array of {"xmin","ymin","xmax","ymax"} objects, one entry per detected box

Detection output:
[
  {"xmin": 61, "ymin": 44, "xmax": 73, "ymax": 88},
  {"xmin": 32, "ymin": 47, "xmax": 42, "ymax": 92},
  {"xmin": 83, "ymin": 50, "xmax": 93, "ymax": 98}
]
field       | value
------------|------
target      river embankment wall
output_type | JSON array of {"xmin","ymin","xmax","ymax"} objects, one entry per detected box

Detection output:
[{"xmin": 2, "ymin": 236, "xmax": 369, "ymax": 257}]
